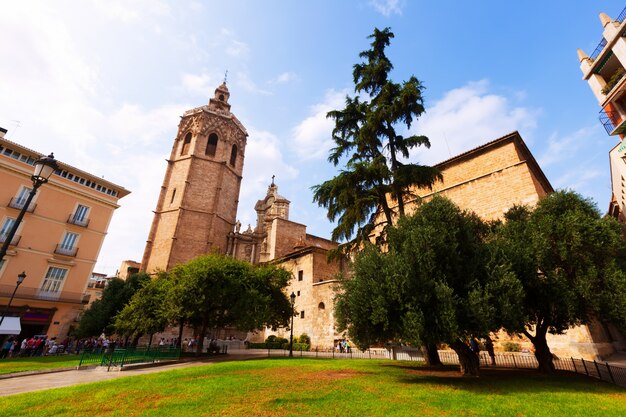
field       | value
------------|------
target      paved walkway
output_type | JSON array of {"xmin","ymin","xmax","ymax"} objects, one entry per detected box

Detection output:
[{"xmin": 0, "ymin": 351, "xmax": 265, "ymax": 397}]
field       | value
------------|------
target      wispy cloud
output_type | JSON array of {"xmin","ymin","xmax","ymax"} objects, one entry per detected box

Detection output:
[
  {"xmin": 181, "ymin": 72, "xmax": 214, "ymax": 96},
  {"xmin": 369, "ymin": 0, "xmax": 404, "ymax": 17},
  {"xmin": 269, "ymin": 71, "xmax": 298, "ymax": 84},
  {"xmin": 412, "ymin": 80, "xmax": 540, "ymax": 165},
  {"xmin": 291, "ymin": 89, "xmax": 347, "ymax": 160}
]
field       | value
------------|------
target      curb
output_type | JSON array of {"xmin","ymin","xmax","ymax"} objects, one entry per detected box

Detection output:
[{"xmin": 0, "ymin": 366, "xmax": 86, "ymax": 380}]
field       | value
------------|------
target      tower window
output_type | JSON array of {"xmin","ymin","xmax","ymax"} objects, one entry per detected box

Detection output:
[
  {"xmin": 206, "ymin": 133, "xmax": 218, "ymax": 157},
  {"xmin": 219, "ymin": 94, "xmax": 225, "ymax": 101},
  {"xmin": 170, "ymin": 188, "xmax": 176, "ymax": 204},
  {"xmin": 318, "ymin": 302, "xmax": 325, "ymax": 310},
  {"xmin": 181, "ymin": 132, "xmax": 192, "ymax": 155},
  {"xmin": 300, "ymin": 311, "xmax": 305, "ymax": 319},
  {"xmin": 298, "ymin": 270, "xmax": 303, "ymax": 281},
  {"xmin": 229, "ymin": 144, "xmax": 237, "ymax": 167}
]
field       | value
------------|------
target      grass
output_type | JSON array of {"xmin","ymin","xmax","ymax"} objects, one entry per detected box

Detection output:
[
  {"xmin": 0, "ymin": 358, "xmax": 625, "ymax": 416},
  {"xmin": 0, "ymin": 355, "xmax": 80, "ymax": 375}
]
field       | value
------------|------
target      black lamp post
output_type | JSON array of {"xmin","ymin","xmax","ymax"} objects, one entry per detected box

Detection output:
[
  {"xmin": 0, "ymin": 271, "xmax": 26, "ymax": 328},
  {"xmin": 0, "ymin": 154, "xmax": 58, "ymax": 265},
  {"xmin": 289, "ymin": 291, "xmax": 296, "ymax": 357}
]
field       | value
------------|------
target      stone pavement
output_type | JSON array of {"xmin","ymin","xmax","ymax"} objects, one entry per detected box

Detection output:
[{"xmin": 0, "ymin": 350, "xmax": 265, "ymax": 397}]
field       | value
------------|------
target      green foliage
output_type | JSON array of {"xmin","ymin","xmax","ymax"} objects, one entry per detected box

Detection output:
[
  {"xmin": 601, "ymin": 67, "xmax": 625, "ymax": 95},
  {"xmin": 336, "ymin": 196, "xmax": 524, "ymax": 353},
  {"xmin": 503, "ymin": 342, "xmax": 521, "ymax": 352},
  {"xmin": 168, "ymin": 254, "xmax": 292, "ymax": 352},
  {"xmin": 494, "ymin": 190, "xmax": 626, "ymax": 372},
  {"xmin": 298, "ymin": 333, "xmax": 311, "ymax": 345},
  {"xmin": 76, "ymin": 273, "xmax": 150, "ymax": 338},
  {"xmin": 313, "ymin": 27, "xmax": 441, "ymax": 250},
  {"xmin": 265, "ymin": 335, "xmax": 288, "ymax": 345},
  {"xmin": 114, "ymin": 272, "xmax": 171, "ymax": 339},
  {"xmin": 281, "ymin": 342, "xmax": 310, "ymax": 351}
]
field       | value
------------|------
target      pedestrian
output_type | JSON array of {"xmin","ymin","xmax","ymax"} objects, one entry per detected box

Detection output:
[
  {"xmin": 0, "ymin": 338, "xmax": 12, "ymax": 359},
  {"xmin": 484, "ymin": 337, "xmax": 496, "ymax": 366}
]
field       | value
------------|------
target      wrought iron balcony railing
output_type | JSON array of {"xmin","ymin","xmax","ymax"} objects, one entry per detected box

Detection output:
[
  {"xmin": 599, "ymin": 108, "xmax": 626, "ymax": 135},
  {"xmin": 590, "ymin": 37, "xmax": 608, "ymax": 61},
  {"xmin": 54, "ymin": 244, "xmax": 78, "ymax": 257},
  {"xmin": 67, "ymin": 214, "xmax": 90, "ymax": 227},
  {"xmin": 0, "ymin": 284, "xmax": 89, "ymax": 304},
  {"xmin": 8, "ymin": 197, "xmax": 36, "ymax": 213},
  {"xmin": 0, "ymin": 233, "xmax": 20, "ymax": 246}
]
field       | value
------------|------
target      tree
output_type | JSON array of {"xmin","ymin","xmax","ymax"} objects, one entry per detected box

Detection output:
[
  {"xmin": 494, "ymin": 190, "xmax": 626, "ymax": 373},
  {"xmin": 114, "ymin": 272, "xmax": 171, "ymax": 346},
  {"xmin": 312, "ymin": 27, "xmax": 441, "ymax": 250},
  {"xmin": 168, "ymin": 254, "xmax": 292, "ymax": 354},
  {"xmin": 75, "ymin": 273, "xmax": 150, "ymax": 338},
  {"xmin": 336, "ymin": 197, "xmax": 524, "ymax": 375}
]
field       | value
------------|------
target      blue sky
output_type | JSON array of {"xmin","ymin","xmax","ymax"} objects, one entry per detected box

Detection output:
[{"xmin": 1, "ymin": 1, "xmax": 624, "ymax": 274}]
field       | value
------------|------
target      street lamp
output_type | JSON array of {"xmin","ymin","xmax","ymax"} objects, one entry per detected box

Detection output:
[
  {"xmin": 289, "ymin": 291, "xmax": 296, "ymax": 357},
  {"xmin": 0, "ymin": 153, "xmax": 58, "ymax": 264},
  {"xmin": 0, "ymin": 271, "xmax": 26, "ymax": 328}
]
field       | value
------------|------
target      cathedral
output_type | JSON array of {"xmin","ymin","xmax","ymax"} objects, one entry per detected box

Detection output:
[{"xmin": 140, "ymin": 83, "xmax": 623, "ymax": 357}]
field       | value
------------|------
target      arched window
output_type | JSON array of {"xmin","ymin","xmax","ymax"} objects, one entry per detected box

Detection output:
[
  {"xmin": 229, "ymin": 144, "xmax": 238, "ymax": 167},
  {"xmin": 206, "ymin": 133, "xmax": 218, "ymax": 157},
  {"xmin": 318, "ymin": 302, "xmax": 325, "ymax": 310},
  {"xmin": 181, "ymin": 132, "xmax": 192, "ymax": 155}
]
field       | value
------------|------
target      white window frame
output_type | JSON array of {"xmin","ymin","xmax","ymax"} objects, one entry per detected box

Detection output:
[
  {"xmin": 71, "ymin": 203, "xmax": 90, "ymax": 226},
  {"xmin": 39, "ymin": 266, "xmax": 68, "ymax": 297},
  {"xmin": 0, "ymin": 217, "xmax": 18, "ymax": 244}
]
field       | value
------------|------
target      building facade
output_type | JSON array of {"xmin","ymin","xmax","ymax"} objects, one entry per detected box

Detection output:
[
  {"xmin": 141, "ymin": 83, "xmax": 248, "ymax": 273},
  {"xmin": 578, "ymin": 7, "xmax": 626, "ymax": 220},
  {"xmin": 0, "ymin": 128, "xmax": 129, "ymax": 339}
]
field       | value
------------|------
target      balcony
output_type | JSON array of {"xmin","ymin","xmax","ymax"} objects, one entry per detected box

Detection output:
[
  {"xmin": 0, "ymin": 284, "xmax": 89, "ymax": 305},
  {"xmin": 8, "ymin": 197, "xmax": 36, "ymax": 213},
  {"xmin": 0, "ymin": 233, "xmax": 20, "ymax": 246},
  {"xmin": 599, "ymin": 109, "xmax": 626, "ymax": 135},
  {"xmin": 67, "ymin": 214, "xmax": 90, "ymax": 227},
  {"xmin": 54, "ymin": 244, "xmax": 78, "ymax": 257}
]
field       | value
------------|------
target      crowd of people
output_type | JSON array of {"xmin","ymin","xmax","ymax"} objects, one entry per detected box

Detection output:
[{"xmin": 0, "ymin": 335, "xmax": 136, "ymax": 359}]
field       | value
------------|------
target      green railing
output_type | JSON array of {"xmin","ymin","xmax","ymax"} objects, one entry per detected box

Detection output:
[{"xmin": 78, "ymin": 347, "xmax": 181, "ymax": 369}]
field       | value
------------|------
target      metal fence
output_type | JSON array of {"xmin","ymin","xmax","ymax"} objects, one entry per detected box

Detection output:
[
  {"xmin": 247, "ymin": 347, "xmax": 626, "ymax": 388},
  {"xmin": 78, "ymin": 347, "xmax": 181, "ymax": 370}
]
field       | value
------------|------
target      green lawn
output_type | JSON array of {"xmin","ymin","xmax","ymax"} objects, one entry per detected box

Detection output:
[
  {"xmin": 0, "ymin": 358, "xmax": 625, "ymax": 416},
  {"xmin": 0, "ymin": 355, "xmax": 80, "ymax": 375}
]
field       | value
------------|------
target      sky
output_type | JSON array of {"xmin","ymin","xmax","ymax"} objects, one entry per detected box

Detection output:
[{"xmin": 1, "ymin": 1, "xmax": 624, "ymax": 275}]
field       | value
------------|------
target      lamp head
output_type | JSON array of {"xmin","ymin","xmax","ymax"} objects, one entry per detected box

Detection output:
[
  {"xmin": 32, "ymin": 153, "xmax": 58, "ymax": 184},
  {"xmin": 17, "ymin": 271, "xmax": 26, "ymax": 285},
  {"xmin": 290, "ymin": 292, "xmax": 296, "ymax": 303}
]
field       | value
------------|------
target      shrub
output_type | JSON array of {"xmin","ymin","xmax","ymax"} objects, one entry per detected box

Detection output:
[
  {"xmin": 298, "ymin": 333, "xmax": 311, "ymax": 345},
  {"xmin": 503, "ymin": 342, "xmax": 521, "ymax": 352},
  {"xmin": 282, "ymin": 342, "xmax": 310, "ymax": 351}
]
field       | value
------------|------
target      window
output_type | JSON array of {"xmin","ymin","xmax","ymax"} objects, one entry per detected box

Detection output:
[
  {"xmin": 70, "ymin": 204, "xmax": 90, "ymax": 226},
  {"xmin": 181, "ymin": 132, "xmax": 192, "ymax": 155},
  {"xmin": 300, "ymin": 311, "xmax": 305, "ymax": 319},
  {"xmin": 206, "ymin": 133, "xmax": 218, "ymax": 157},
  {"xmin": 297, "ymin": 291, "xmax": 300, "ymax": 296},
  {"xmin": 0, "ymin": 218, "xmax": 16, "ymax": 243},
  {"xmin": 58, "ymin": 232, "xmax": 79, "ymax": 256},
  {"xmin": 298, "ymin": 270, "xmax": 303, "ymax": 281},
  {"xmin": 229, "ymin": 144, "xmax": 237, "ymax": 166},
  {"xmin": 15, "ymin": 186, "xmax": 32, "ymax": 208},
  {"xmin": 318, "ymin": 302, "xmax": 325, "ymax": 310},
  {"xmin": 170, "ymin": 188, "xmax": 177, "ymax": 204},
  {"xmin": 40, "ymin": 267, "xmax": 68, "ymax": 293}
]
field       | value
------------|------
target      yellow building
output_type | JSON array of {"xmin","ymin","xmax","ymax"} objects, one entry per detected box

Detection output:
[{"xmin": 0, "ymin": 128, "xmax": 129, "ymax": 339}]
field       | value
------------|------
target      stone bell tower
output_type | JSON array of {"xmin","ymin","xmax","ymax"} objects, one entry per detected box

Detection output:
[{"xmin": 142, "ymin": 83, "xmax": 248, "ymax": 272}]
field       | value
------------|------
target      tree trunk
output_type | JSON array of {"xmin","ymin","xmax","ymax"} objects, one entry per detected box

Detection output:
[
  {"xmin": 422, "ymin": 343, "xmax": 442, "ymax": 366},
  {"xmin": 148, "ymin": 333, "xmax": 153, "ymax": 348},
  {"xmin": 196, "ymin": 321, "xmax": 207, "ymax": 355},
  {"xmin": 526, "ymin": 327, "xmax": 555, "ymax": 374},
  {"xmin": 177, "ymin": 319, "xmax": 184, "ymax": 349},
  {"xmin": 450, "ymin": 339, "xmax": 480, "ymax": 376}
]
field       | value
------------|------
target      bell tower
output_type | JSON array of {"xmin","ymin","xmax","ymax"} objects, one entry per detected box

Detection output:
[{"xmin": 142, "ymin": 83, "xmax": 248, "ymax": 272}]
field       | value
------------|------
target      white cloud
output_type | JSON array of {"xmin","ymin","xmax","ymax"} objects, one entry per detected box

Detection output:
[
  {"xmin": 92, "ymin": 0, "xmax": 171, "ymax": 22},
  {"xmin": 291, "ymin": 89, "xmax": 347, "ymax": 160},
  {"xmin": 412, "ymin": 80, "xmax": 540, "ymax": 165},
  {"xmin": 181, "ymin": 72, "xmax": 214, "ymax": 96},
  {"xmin": 269, "ymin": 71, "xmax": 298, "ymax": 84},
  {"xmin": 237, "ymin": 128, "xmax": 299, "ymax": 227},
  {"xmin": 538, "ymin": 127, "xmax": 595, "ymax": 168},
  {"xmin": 369, "ymin": 0, "xmax": 404, "ymax": 16},
  {"xmin": 235, "ymin": 72, "xmax": 272, "ymax": 95}
]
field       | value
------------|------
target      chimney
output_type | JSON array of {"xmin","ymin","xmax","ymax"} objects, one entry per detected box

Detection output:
[{"xmin": 0, "ymin": 127, "xmax": 6, "ymax": 138}]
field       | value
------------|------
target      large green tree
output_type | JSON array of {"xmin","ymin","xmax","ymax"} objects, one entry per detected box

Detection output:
[
  {"xmin": 312, "ymin": 27, "xmax": 441, "ymax": 250},
  {"xmin": 336, "ymin": 197, "xmax": 524, "ymax": 375},
  {"xmin": 75, "ymin": 272, "xmax": 150, "ymax": 338},
  {"xmin": 114, "ymin": 272, "xmax": 171, "ymax": 346},
  {"xmin": 494, "ymin": 190, "xmax": 626, "ymax": 373},
  {"xmin": 168, "ymin": 254, "xmax": 292, "ymax": 354}
]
